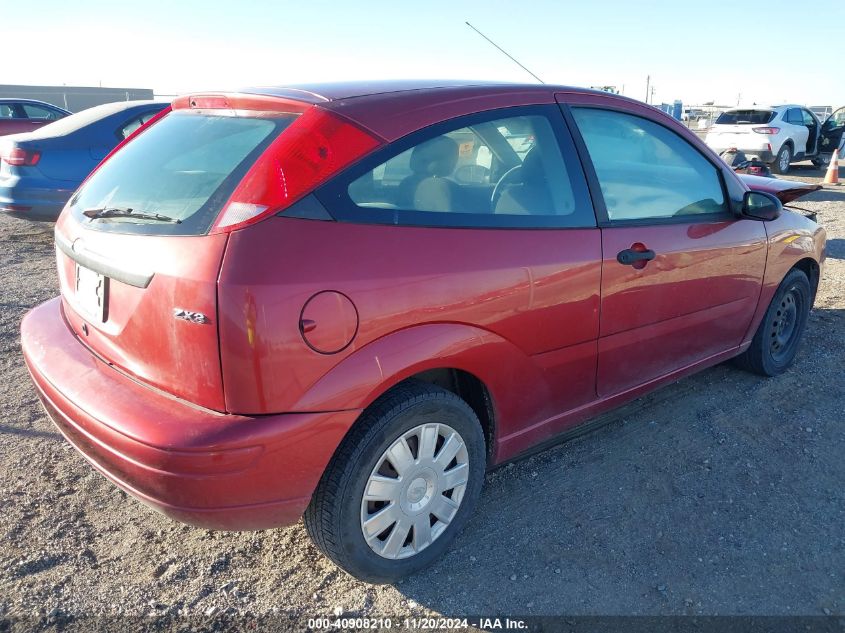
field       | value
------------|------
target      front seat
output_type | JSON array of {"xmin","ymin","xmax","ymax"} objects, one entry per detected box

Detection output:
[
  {"xmin": 494, "ymin": 147, "xmax": 563, "ymax": 215},
  {"xmin": 398, "ymin": 136, "xmax": 460, "ymax": 212}
]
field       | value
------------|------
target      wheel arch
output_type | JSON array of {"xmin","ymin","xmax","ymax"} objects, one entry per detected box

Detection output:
[
  {"xmin": 792, "ymin": 257, "xmax": 820, "ymax": 304},
  {"xmin": 290, "ymin": 323, "xmax": 550, "ymax": 463},
  {"xmin": 393, "ymin": 368, "xmax": 496, "ymax": 459}
]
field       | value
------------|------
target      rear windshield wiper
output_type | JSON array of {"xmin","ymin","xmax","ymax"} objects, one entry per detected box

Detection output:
[{"xmin": 82, "ymin": 207, "xmax": 182, "ymax": 224}]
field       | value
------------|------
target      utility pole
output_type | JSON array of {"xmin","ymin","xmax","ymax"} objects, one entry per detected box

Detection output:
[{"xmin": 645, "ymin": 75, "xmax": 650, "ymax": 104}]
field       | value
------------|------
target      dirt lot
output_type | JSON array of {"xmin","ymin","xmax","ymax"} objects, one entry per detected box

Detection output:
[{"xmin": 0, "ymin": 164, "xmax": 843, "ymax": 623}]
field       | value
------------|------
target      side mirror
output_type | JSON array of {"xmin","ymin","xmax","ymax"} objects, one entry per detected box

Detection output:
[{"xmin": 742, "ymin": 190, "xmax": 782, "ymax": 221}]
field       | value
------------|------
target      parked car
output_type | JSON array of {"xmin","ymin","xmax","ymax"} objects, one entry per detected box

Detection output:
[
  {"xmin": 21, "ymin": 82, "xmax": 826, "ymax": 583},
  {"xmin": 0, "ymin": 99, "xmax": 70, "ymax": 136},
  {"xmin": 705, "ymin": 104, "xmax": 845, "ymax": 174},
  {"xmin": 0, "ymin": 100, "xmax": 168, "ymax": 220}
]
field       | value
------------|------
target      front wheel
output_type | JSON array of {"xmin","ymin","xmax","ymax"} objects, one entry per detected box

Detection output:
[
  {"xmin": 304, "ymin": 381, "xmax": 486, "ymax": 583},
  {"xmin": 812, "ymin": 155, "xmax": 830, "ymax": 170},
  {"xmin": 734, "ymin": 269, "xmax": 811, "ymax": 376},
  {"xmin": 773, "ymin": 144, "xmax": 792, "ymax": 174}
]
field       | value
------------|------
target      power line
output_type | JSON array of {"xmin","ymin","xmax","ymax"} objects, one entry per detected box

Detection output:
[{"xmin": 465, "ymin": 21, "xmax": 544, "ymax": 84}]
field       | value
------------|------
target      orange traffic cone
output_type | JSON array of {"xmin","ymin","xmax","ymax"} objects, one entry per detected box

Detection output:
[{"xmin": 823, "ymin": 148, "xmax": 841, "ymax": 186}]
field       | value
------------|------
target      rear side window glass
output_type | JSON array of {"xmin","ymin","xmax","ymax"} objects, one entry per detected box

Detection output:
[
  {"xmin": 572, "ymin": 107, "xmax": 728, "ymax": 222},
  {"xmin": 118, "ymin": 111, "xmax": 158, "ymax": 139},
  {"xmin": 330, "ymin": 109, "xmax": 594, "ymax": 229},
  {"xmin": 68, "ymin": 111, "xmax": 295, "ymax": 235},
  {"xmin": 715, "ymin": 110, "xmax": 775, "ymax": 125}
]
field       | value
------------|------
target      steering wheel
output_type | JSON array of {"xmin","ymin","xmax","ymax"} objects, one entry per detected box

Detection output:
[{"xmin": 490, "ymin": 164, "xmax": 523, "ymax": 210}]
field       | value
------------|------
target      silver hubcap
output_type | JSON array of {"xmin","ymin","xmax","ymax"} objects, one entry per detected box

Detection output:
[
  {"xmin": 360, "ymin": 423, "xmax": 469, "ymax": 560},
  {"xmin": 779, "ymin": 150, "xmax": 790, "ymax": 171}
]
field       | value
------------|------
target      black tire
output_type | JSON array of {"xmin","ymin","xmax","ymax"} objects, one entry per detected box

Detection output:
[
  {"xmin": 773, "ymin": 144, "xmax": 792, "ymax": 174},
  {"xmin": 812, "ymin": 155, "xmax": 830, "ymax": 170},
  {"xmin": 734, "ymin": 269, "xmax": 811, "ymax": 376},
  {"xmin": 304, "ymin": 381, "xmax": 486, "ymax": 583}
]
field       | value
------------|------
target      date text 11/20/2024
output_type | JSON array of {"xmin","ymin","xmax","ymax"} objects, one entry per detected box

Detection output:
[{"xmin": 307, "ymin": 617, "xmax": 528, "ymax": 630}]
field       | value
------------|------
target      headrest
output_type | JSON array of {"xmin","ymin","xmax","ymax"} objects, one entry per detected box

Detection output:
[
  {"xmin": 520, "ymin": 147, "xmax": 545, "ymax": 184},
  {"xmin": 409, "ymin": 136, "xmax": 459, "ymax": 177}
]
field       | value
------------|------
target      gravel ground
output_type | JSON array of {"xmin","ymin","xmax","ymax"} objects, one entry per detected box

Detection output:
[{"xmin": 0, "ymin": 164, "xmax": 843, "ymax": 625}]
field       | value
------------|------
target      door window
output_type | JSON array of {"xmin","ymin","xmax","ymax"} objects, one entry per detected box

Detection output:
[
  {"xmin": 801, "ymin": 110, "xmax": 817, "ymax": 127},
  {"xmin": 571, "ymin": 108, "xmax": 728, "ymax": 221},
  {"xmin": 785, "ymin": 108, "xmax": 804, "ymax": 125},
  {"xmin": 21, "ymin": 103, "xmax": 62, "ymax": 120},
  {"xmin": 325, "ymin": 107, "xmax": 594, "ymax": 229},
  {"xmin": 823, "ymin": 107, "xmax": 845, "ymax": 132}
]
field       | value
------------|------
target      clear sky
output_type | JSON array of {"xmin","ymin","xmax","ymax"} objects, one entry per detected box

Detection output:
[{"xmin": 2, "ymin": 0, "xmax": 842, "ymax": 107}]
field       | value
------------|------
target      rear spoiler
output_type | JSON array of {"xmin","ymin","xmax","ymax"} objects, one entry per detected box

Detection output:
[{"xmin": 738, "ymin": 174, "xmax": 822, "ymax": 204}]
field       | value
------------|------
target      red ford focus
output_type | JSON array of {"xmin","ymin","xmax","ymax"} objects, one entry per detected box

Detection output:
[{"xmin": 20, "ymin": 81, "xmax": 826, "ymax": 582}]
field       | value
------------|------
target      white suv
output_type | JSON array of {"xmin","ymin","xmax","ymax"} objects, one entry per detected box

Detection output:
[{"xmin": 705, "ymin": 104, "xmax": 845, "ymax": 174}]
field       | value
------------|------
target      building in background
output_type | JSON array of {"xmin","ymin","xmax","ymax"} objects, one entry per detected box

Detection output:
[{"xmin": 0, "ymin": 84, "xmax": 154, "ymax": 113}]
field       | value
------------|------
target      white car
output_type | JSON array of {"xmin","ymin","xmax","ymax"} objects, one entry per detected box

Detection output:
[{"xmin": 705, "ymin": 105, "xmax": 845, "ymax": 174}]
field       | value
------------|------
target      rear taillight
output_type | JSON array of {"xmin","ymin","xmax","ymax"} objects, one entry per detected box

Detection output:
[
  {"xmin": 212, "ymin": 107, "xmax": 382, "ymax": 233},
  {"xmin": 752, "ymin": 127, "xmax": 779, "ymax": 135},
  {"xmin": 1, "ymin": 146, "xmax": 41, "ymax": 166}
]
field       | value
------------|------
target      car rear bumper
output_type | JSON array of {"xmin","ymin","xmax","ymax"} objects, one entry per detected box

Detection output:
[
  {"xmin": 0, "ymin": 180, "xmax": 71, "ymax": 220},
  {"xmin": 21, "ymin": 297, "xmax": 361, "ymax": 530}
]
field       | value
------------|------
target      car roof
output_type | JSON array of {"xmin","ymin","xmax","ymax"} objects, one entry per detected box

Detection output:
[
  {"xmin": 729, "ymin": 104, "xmax": 807, "ymax": 111},
  {"xmin": 238, "ymin": 80, "xmax": 639, "ymax": 141},
  {"xmin": 0, "ymin": 97, "xmax": 69, "ymax": 110},
  {"xmin": 11, "ymin": 100, "xmax": 167, "ymax": 142},
  {"xmin": 242, "ymin": 80, "xmax": 521, "ymax": 103}
]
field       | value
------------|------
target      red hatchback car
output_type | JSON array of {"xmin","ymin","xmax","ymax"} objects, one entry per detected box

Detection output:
[{"xmin": 21, "ymin": 81, "xmax": 825, "ymax": 582}]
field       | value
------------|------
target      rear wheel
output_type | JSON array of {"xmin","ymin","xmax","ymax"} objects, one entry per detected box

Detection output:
[
  {"xmin": 774, "ymin": 144, "xmax": 792, "ymax": 174},
  {"xmin": 734, "ymin": 269, "xmax": 811, "ymax": 376},
  {"xmin": 304, "ymin": 381, "xmax": 486, "ymax": 583}
]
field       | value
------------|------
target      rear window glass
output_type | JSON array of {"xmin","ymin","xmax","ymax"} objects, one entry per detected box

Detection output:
[
  {"xmin": 68, "ymin": 111, "xmax": 295, "ymax": 235},
  {"xmin": 27, "ymin": 101, "xmax": 143, "ymax": 138},
  {"xmin": 715, "ymin": 110, "xmax": 775, "ymax": 125}
]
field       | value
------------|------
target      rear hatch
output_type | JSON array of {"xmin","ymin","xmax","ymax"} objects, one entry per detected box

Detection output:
[
  {"xmin": 54, "ymin": 98, "xmax": 304, "ymax": 411},
  {"xmin": 707, "ymin": 109, "xmax": 776, "ymax": 147},
  {"xmin": 54, "ymin": 92, "xmax": 382, "ymax": 412}
]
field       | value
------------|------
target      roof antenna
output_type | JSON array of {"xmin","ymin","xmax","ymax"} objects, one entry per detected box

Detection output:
[{"xmin": 465, "ymin": 21, "xmax": 545, "ymax": 84}]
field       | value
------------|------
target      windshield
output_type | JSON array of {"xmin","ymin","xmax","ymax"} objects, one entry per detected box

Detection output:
[
  {"xmin": 715, "ymin": 110, "xmax": 776, "ymax": 125},
  {"xmin": 67, "ymin": 110, "xmax": 296, "ymax": 235}
]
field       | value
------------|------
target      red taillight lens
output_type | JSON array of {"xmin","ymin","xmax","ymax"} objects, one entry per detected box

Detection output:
[
  {"xmin": 1, "ymin": 146, "xmax": 41, "ymax": 166},
  {"xmin": 752, "ymin": 127, "xmax": 779, "ymax": 135},
  {"xmin": 212, "ymin": 107, "xmax": 382, "ymax": 232}
]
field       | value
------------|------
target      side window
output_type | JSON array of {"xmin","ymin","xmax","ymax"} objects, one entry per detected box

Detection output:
[
  {"xmin": 825, "ymin": 107, "xmax": 845, "ymax": 131},
  {"xmin": 335, "ymin": 109, "xmax": 594, "ymax": 229},
  {"xmin": 785, "ymin": 108, "xmax": 804, "ymax": 125},
  {"xmin": 120, "ymin": 116, "xmax": 145, "ymax": 139},
  {"xmin": 0, "ymin": 105, "xmax": 14, "ymax": 118},
  {"xmin": 801, "ymin": 110, "xmax": 816, "ymax": 127},
  {"xmin": 118, "ymin": 111, "xmax": 160, "ymax": 139},
  {"xmin": 571, "ymin": 108, "xmax": 728, "ymax": 222},
  {"xmin": 21, "ymin": 104, "xmax": 60, "ymax": 120}
]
